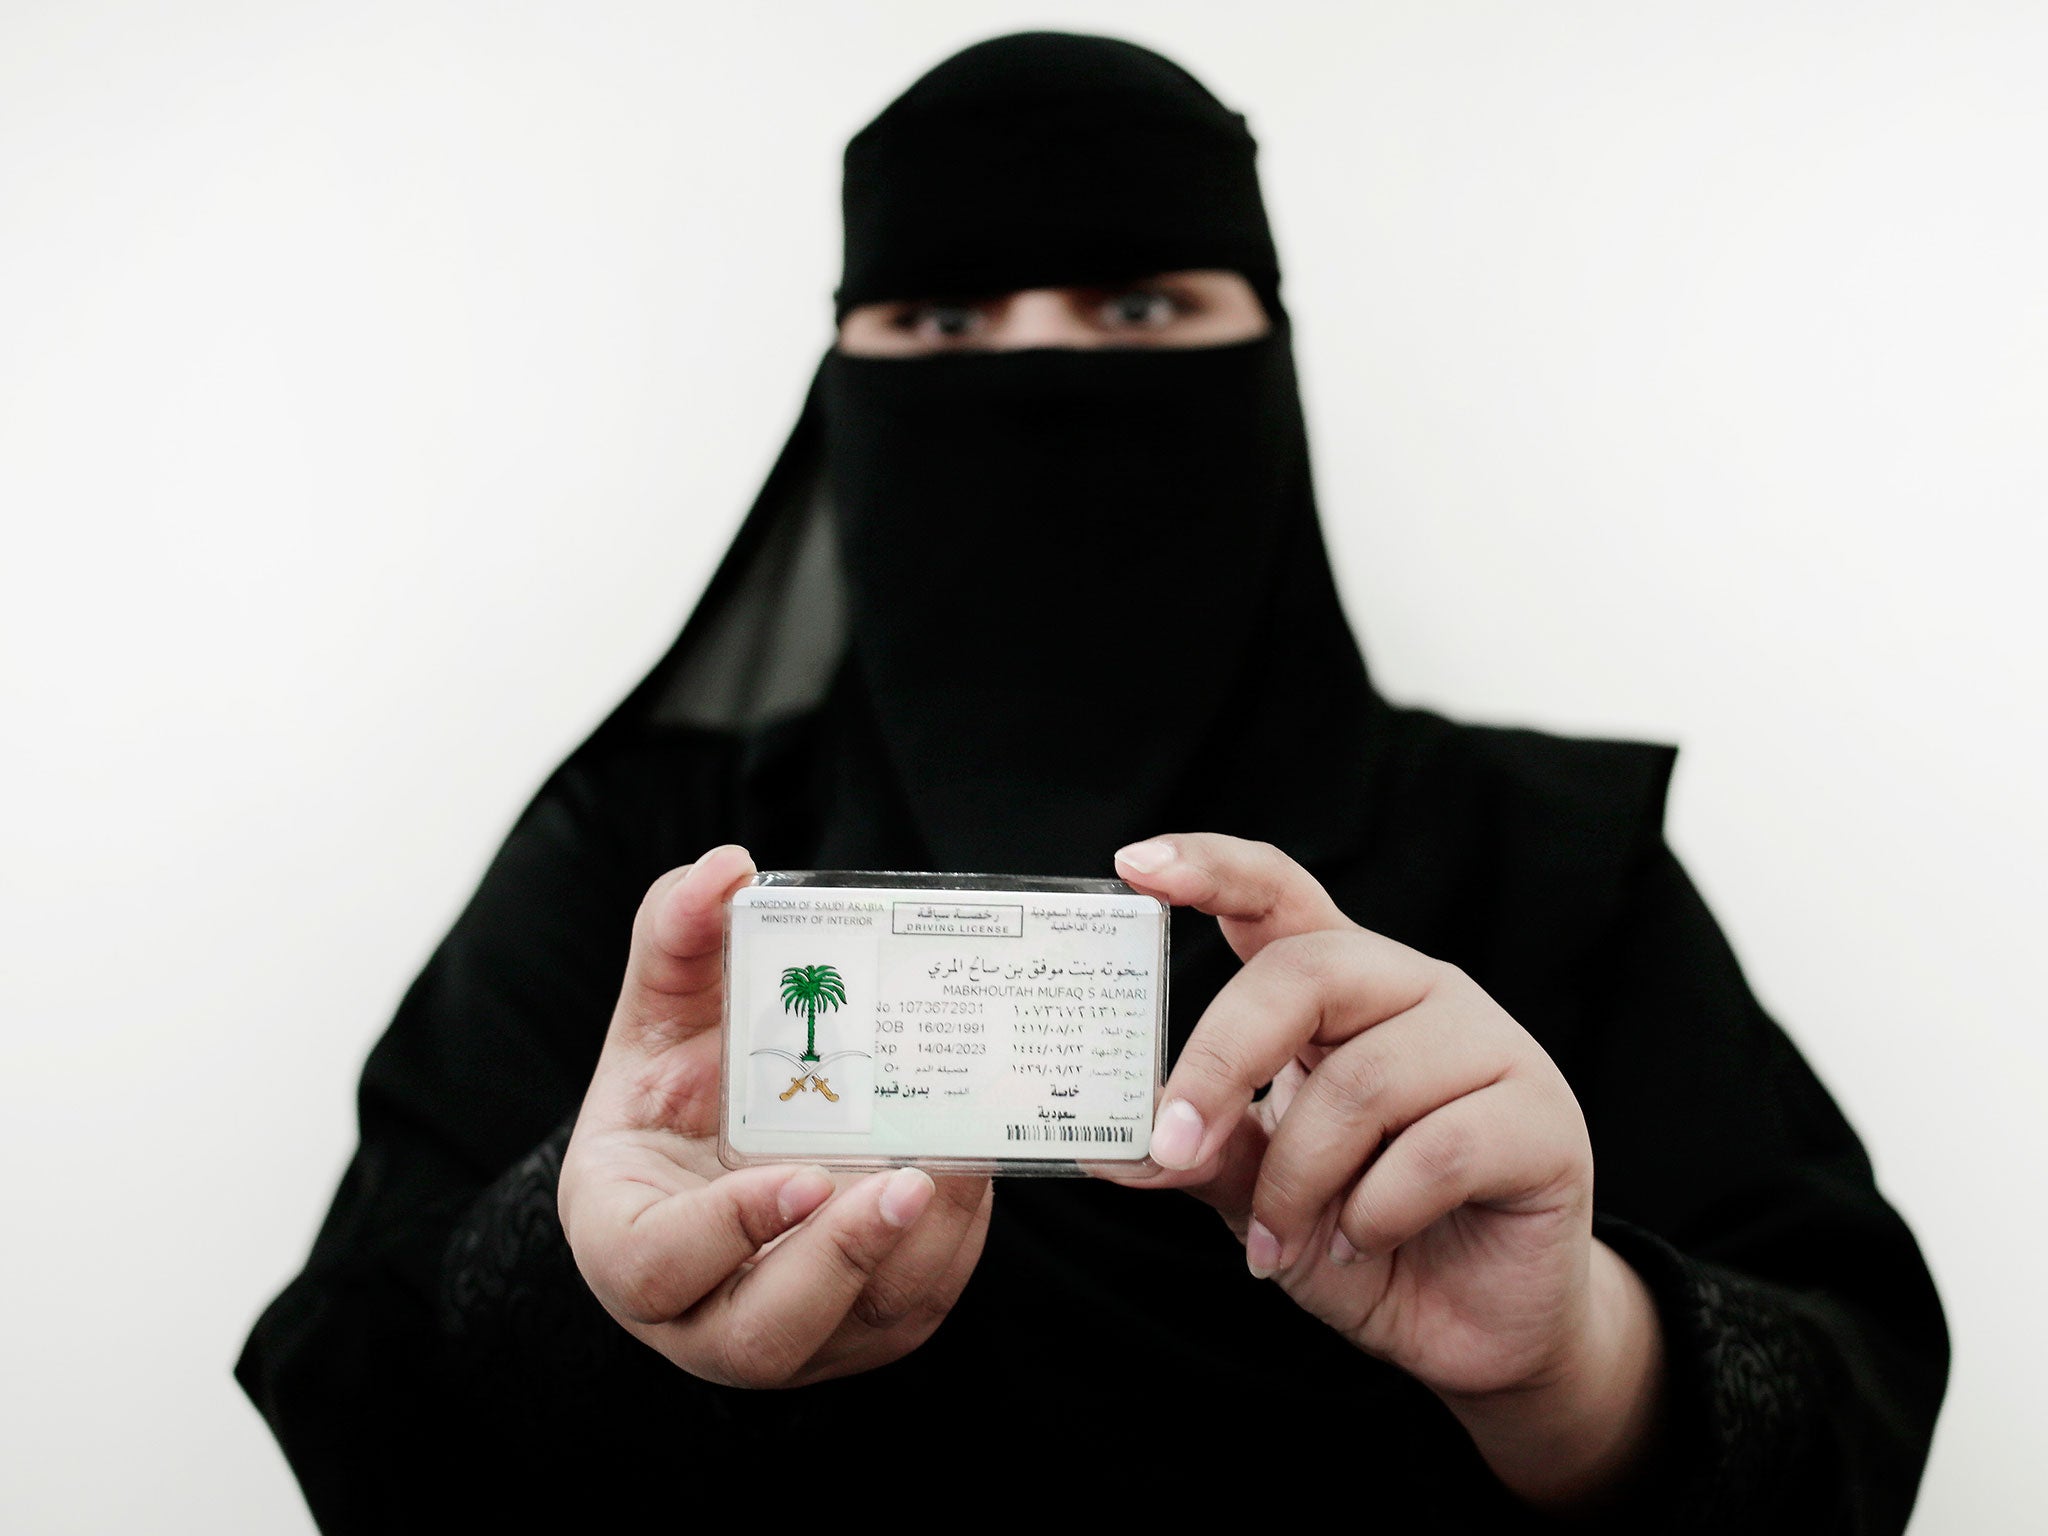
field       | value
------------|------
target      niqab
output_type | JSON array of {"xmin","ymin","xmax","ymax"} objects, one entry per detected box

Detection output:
[{"xmin": 577, "ymin": 31, "xmax": 1386, "ymax": 879}]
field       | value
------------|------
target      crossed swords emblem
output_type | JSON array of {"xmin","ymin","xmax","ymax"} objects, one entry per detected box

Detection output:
[{"xmin": 752, "ymin": 1047, "xmax": 870, "ymax": 1102}]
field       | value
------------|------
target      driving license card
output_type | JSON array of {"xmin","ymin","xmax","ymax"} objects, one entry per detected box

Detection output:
[{"xmin": 719, "ymin": 873, "xmax": 1168, "ymax": 1174}]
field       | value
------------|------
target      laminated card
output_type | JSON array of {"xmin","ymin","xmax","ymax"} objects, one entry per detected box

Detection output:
[{"xmin": 721, "ymin": 873, "xmax": 1167, "ymax": 1174}]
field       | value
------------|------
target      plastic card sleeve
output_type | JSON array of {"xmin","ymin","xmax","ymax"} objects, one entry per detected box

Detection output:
[{"xmin": 719, "ymin": 871, "xmax": 1167, "ymax": 1176}]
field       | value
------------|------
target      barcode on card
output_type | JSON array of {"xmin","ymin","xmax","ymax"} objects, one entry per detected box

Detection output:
[{"xmin": 1004, "ymin": 1124, "xmax": 1136, "ymax": 1144}]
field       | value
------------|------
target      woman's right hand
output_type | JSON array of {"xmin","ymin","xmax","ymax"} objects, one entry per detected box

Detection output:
[{"xmin": 558, "ymin": 844, "xmax": 992, "ymax": 1387}]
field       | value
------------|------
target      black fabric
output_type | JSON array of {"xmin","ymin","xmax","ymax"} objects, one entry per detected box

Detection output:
[
  {"xmin": 235, "ymin": 707, "xmax": 1948, "ymax": 1531},
  {"xmin": 235, "ymin": 30, "xmax": 1946, "ymax": 1533},
  {"xmin": 823, "ymin": 328, "xmax": 1380, "ymax": 874},
  {"xmin": 837, "ymin": 32, "xmax": 1279, "ymax": 317}
]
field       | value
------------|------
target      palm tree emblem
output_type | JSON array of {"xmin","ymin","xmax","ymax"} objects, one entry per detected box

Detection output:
[{"xmin": 780, "ymin": 963, "xmax": 846, "ymax": 1064}]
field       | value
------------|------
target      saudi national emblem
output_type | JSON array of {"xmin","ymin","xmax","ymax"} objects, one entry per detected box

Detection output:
[{"xmin": 754, "ymin": 962, "xmax": 866, "ymax": 1102}]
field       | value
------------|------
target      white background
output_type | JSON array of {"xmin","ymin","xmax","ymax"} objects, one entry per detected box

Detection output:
[{"xmin": 2, "ymin": 3, "xmax": 2041, "ymax": 1529}]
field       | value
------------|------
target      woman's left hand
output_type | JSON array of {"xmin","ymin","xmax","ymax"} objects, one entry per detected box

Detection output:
[{"xmin": 1096, "ymin": 832, "xmax": 1668, "ymax": 1512}]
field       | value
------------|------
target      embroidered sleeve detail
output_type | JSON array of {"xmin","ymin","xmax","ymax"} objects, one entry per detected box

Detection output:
[
  {"xmin": 1594, "ymin": 1216, "xmax": 1830, "ymax": 1531},
  {"xmin": 439, "ymin": 1117, "xmax": 629, "ymax": 1394}
]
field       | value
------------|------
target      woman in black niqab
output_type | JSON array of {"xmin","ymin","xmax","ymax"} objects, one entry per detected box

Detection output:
[
  {"xmin": 614, "ymin": 31, "xmax": 1381, "ymax": 881},
  {"xmin": 237, "ymin": 33, "xmax": 1945, "ymax": 1533}
]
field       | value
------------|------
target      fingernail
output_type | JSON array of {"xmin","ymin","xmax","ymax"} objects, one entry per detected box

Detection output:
[
  {"xmin": 777, "ymin": 1166, "xmax": 834, "ymax": 1223},
  {"xmin": 1114, "ymin": 839, "xmax": 1176, "ymax": 874},
  {"xmin": 1328, "ymin": 1228, "xmax": 1360, "ymax": 1266},
  {"xmin": 879, "ymin": 1167, "xmax": 935, "ymax": 1229},
  {"xmin": 1149, "ymin": 1099, "xmax": 1205, "ymax": 1169},
  {"xmin": 1246, "ymin": 1220, "xmax": 1282, "ymax": 1279}
]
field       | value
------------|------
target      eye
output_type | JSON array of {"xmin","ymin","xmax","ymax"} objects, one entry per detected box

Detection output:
[
  {"xmin": 1100, "ymin": 289, "xmax": 1182, "ymax": 329},
  {"xmin": 898, "ymin": 302, "xmax": 987, "ymax": 341}
]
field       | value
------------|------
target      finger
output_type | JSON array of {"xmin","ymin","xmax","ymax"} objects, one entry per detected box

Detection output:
[
  {"xmin": 1112, "ymin": 831, "xmax": 1352, "ymax": 962},
  {"xmin": 1331, "ymin": 1080, "xmax": 1585, "ymax": 1264},
  {"xmin": 674, "ymin": 1168, "xmax": 938, "ymax": 1388},
  {"xmin": 574, "ymin": 1163, "xmax": 836, "ymax": 1326},
  {"xmin": 843, "ymin": 1175, "xmax": 992, "ymax": 1333},
  {"xmin": 1256, "ymin": 1057, "xmax": 1311, "ymax": 1137},
  {"xmin": 1250, "ymin": 994, "xmax": 1517, "ymax": 1270},
  {"xmin": 611, "ymin": 844, "xmax": 756, "ymax": 1050},
  {"xmin": 1085, "ymin": 1106, "xmax": 1268, "ymax": 1233},
  {"xmin": 1147, "ymin": 927, "xmax": 1452, "ymax": 1171},
  {"xmin": 799, "ymin": 1183, "xmax": 990, "ymax": 1385}
]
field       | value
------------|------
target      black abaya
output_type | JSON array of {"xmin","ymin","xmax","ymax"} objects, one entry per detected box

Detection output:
[{"xmin": 236, "ymin": 673, "xmax": 1946, "ymax": 1530}]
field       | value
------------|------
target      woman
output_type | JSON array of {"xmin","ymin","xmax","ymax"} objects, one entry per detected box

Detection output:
[{"xmin": 237, "ymin": 33, "xmax": 1946, "ymax": 1531}]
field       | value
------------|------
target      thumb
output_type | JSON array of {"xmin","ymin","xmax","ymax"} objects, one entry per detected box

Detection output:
[
  {"xmin": 610, "ymin": 844, "xmax": 758, "ymax": 1053},
  {"xmin": 1174, "ymin": 1111, "xmax": 1264, "ymax": 1236},
  {"xmin": 1086, "ymin": 1108, "xmax": 1266, "ymax": 1236}
]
